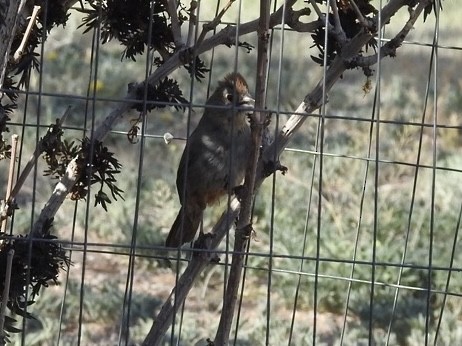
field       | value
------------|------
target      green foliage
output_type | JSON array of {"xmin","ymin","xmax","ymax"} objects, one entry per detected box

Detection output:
[
  {"xmin": 310, "ymin": 0, "xmax": 377, "ymax": 68},
  {"xmin": 78, "ymin": 0, "xmax": 175, "ymax": 61},
  {"xmin": 42, "ymin": 134, "xmax": 124, "ymax": 211},
  {"xmin": 80, "ymin": 138, "xmax": 125, "ymax": 211},
  {"xmin": 133, "ymin": 77, "xmax": 189, "ymax": 112},
  {"xmin": 0, "ymin": 220, "xmax": 69, "ymax": 339}
]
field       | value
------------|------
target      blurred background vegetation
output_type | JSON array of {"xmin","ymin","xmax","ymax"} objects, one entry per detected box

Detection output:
[{"xmin": 2, "ymin": 0, "xmax": 462, "ymax": 345}]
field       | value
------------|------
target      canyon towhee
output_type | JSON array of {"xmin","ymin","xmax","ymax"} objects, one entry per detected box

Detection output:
[{"xmin": 166, "ymin": 73, "xmax": 254, "ymax": 247}]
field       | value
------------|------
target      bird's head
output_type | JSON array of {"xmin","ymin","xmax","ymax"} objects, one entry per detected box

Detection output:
[
  {"xmin": 220, "ymin": 73, "xmax": 254, "ymax": 111},
  {"xmin": 209, "ymin": 73, "xmax": 254, "ymax": 115}
]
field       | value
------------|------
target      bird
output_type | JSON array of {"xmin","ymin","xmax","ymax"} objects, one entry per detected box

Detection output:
[{"xmin": 166, "ymin": 72, "xmax": 254, "ymax": 248}]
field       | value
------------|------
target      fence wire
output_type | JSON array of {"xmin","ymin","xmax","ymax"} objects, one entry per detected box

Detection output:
[{"xmin": 1, "ymin": 0, "xmax": 461, "ymax": 345}]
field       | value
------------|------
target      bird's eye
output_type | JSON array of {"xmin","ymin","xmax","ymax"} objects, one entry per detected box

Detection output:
[{"xmin": 226, "ymin": 93, "xmax": 233, "ymax": 102}]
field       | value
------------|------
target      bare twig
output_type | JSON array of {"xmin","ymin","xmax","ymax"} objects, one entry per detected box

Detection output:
[
  {"xmin": 285, "ymin": 7, "xmax": 322, "ymax": 32},
  {"xmin": 1, "ymin": 135, "xmax": 19, "ymax": 232},
  {"xmin": 309, "ymin": 0, "xmax": 324, "ymax": 19},
  {"xmin": 0, "ymin": 249, "xmax": 14, "ymax": 345},
  {"xmin": 195, "ymin": 0, "xmax": 236, "ymax": 49},
  {"xmin": 0, "ymin": 0, "xmax": 27, "ymax": 93},
  {"xmin": 31, "ymin": 156, "xmax": 79, "ymax": 238},
  {"xmin": 349, "ymin": 0, "xmax": 373, "ymax": 29},
  {"xmin": 13, "ymin": 5, "xmax": 41, "ymax": 62},
  {"xmin": 186, "ymin": 1, "xmax": 198, "ymax": 47},
  {"xmin": 330, "ymin": 0, "xmax": 348, "ymax": 44},
  {"xmin": 167, "ymin": 0, "xmax": 183, "ymax": 49}
]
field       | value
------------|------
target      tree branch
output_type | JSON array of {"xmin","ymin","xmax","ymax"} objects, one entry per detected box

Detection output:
[
  {"xmin": 349, "ymin": 0, "xmax": 374, "ymax": 29},
  {"xmin": 285, "ymin": 7, "xmax": 322, "ymax": 32},
  {"xmin": 330, "ymin": 0, "xmax": 348, "ymax": 45},
  {"xmin": 195, "ymin": 0, "xmax": 236, "ymax": 49},
  {"xmin": 0, "ymin": 0, "xmax": 27, "ymax": 93},
  {"xmin": 214, "ymin": 0, "xmax": 271, "ymax": 342},
  {"xmin": 167, "ymin": 0, "xmax": 183, "ymax": 49},
  {"xmin": 185, "ymin": 0, "xmax": 197, "ymax": 48},
  {"xmin": 141, "ymin": 199, "xmax": 241, "ymax": 346},
  {"xmin": 12, "ymin": 5, "xmax": 40, "ymax": 62}
]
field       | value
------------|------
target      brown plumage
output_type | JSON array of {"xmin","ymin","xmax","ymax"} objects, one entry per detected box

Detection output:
[{"xmin": 166, "ymin": 73, "xmax": 253, "ymax": 247}]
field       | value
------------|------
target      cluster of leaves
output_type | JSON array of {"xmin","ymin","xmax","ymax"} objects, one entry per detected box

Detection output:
[
  {"xmin": 423, "ymin": 0, "xmax": 443, "ymax": 22},
  {"xmin": 310, "ymin": 0, "xmax": 377, "ymax": 67},
  {"xmin": 128, "ymin": 77, "xmax": 189, "ymax": 142},
  {"xmin": 133, "ymin": 77, "xmax": 188, "ymax": 112},
  {"xmin": 78, "ymin": 138, "xmax": 124, "ymax": 211},
  {"xmin": 310, "ymin": 0, "xmax": 442, "ymax": 70},
  {"xmin": 0, "ymin": 220, "xmax": 70, "ymax": 341},
  {"xmin": 79, "ymin": 0, "xmax": 177, "ymax": 61},
  {"xmin": 8, "ymin": 0, "xmax": 69, "ymax": 87},
  {"xmin": 44, "ymin": 136, "xmax": 124, "ymax": 211},
  {"xmin": 1, "ymin": 0, "xmax": 69, "ymax": 160},
  {"xmin": 0, "ymin": 78, "xmax": 17, "ymax": 160},
  {"xmin": 78, "ymin": 1, "xmax": 214, "ymax": 126},
  {"xmin": 184, "ymin": 56, "xmax": 210, "ymax": 82}
]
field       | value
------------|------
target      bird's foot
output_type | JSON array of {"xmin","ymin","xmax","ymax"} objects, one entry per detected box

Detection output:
[
  {"xmin": 233, "ymin": 184, "xmax": 248, "ymax": 202},
  {"xmin": 263, "ymin": 159, "xmax": 288, "ymax": 177},
  {"xmin": 238, "ymin": 223, "xmax": 255, "ymax": 241},
  {"xmin": 193, "ymin": 232, "xmax": 220, "ymax": 263}
]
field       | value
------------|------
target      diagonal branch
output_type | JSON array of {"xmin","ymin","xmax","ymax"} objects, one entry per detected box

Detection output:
[
  {"xmin": 142, "ymin": 199, "xmax": 241, "ymax": 345},
  {"xmin": 195, "ymin": 0, "xmax": 236, "ymax": 49},
  {"xmin": 13, "ymin": 5, "xmax": 41, "ymax": 62}
]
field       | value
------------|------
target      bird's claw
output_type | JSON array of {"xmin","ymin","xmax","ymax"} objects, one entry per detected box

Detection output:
[
  {"xmin": 264, "ymin": 159, "xmax": 288, "ymax": 177},
  {"xmin": 233, "ymin": 184, "xmax": 248, "ymax": 202},
  {"xmin": 238, "ymin": 224, "xmax": 254, "ymax": 241},
  {"xmin": 193, "ymin": 233, "xmax": 220, "ymax": 263}
]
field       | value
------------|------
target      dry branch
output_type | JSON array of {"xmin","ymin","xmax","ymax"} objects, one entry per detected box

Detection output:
[
  {"xmin": 214, "ymin": 0, "xmax": 272, "ymax": 343},
  {"xmin": 0, "ymin": 0, "xmax": 79, "ymax": 91},
  {"xmin": 0, "ymin": 135, "xmax": 19, "ymax": 233},
  {"xmin": 12, "ymin": 5, "xmax": 40, "ymax": 62},
  {"xmin": 167, "ymin": 0, "xmax": 183, "ymax": 48},
  {"xmin": 0, "ymin": 0, "xmax": 27, "ymax": 91}
]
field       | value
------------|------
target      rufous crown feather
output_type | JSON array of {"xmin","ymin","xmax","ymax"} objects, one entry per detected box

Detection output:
[{"xmin": 219, "ymin": 72, "xmax": 249, "ymax": 95}]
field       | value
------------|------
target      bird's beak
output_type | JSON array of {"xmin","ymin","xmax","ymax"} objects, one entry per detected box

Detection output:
[{"xmin": 238, "ymin": 93, "xmax": 255, "ymax": 113}]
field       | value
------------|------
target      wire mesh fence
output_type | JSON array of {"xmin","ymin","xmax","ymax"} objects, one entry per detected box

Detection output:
[{"xmin": 1, "ymin": 0, "xmax": 461, "ymax": 345}]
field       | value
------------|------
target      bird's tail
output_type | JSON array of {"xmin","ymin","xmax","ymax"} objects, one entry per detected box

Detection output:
[{"xmin": 166, "ymin": 206, "xmax": 202, "ymax": 247}]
